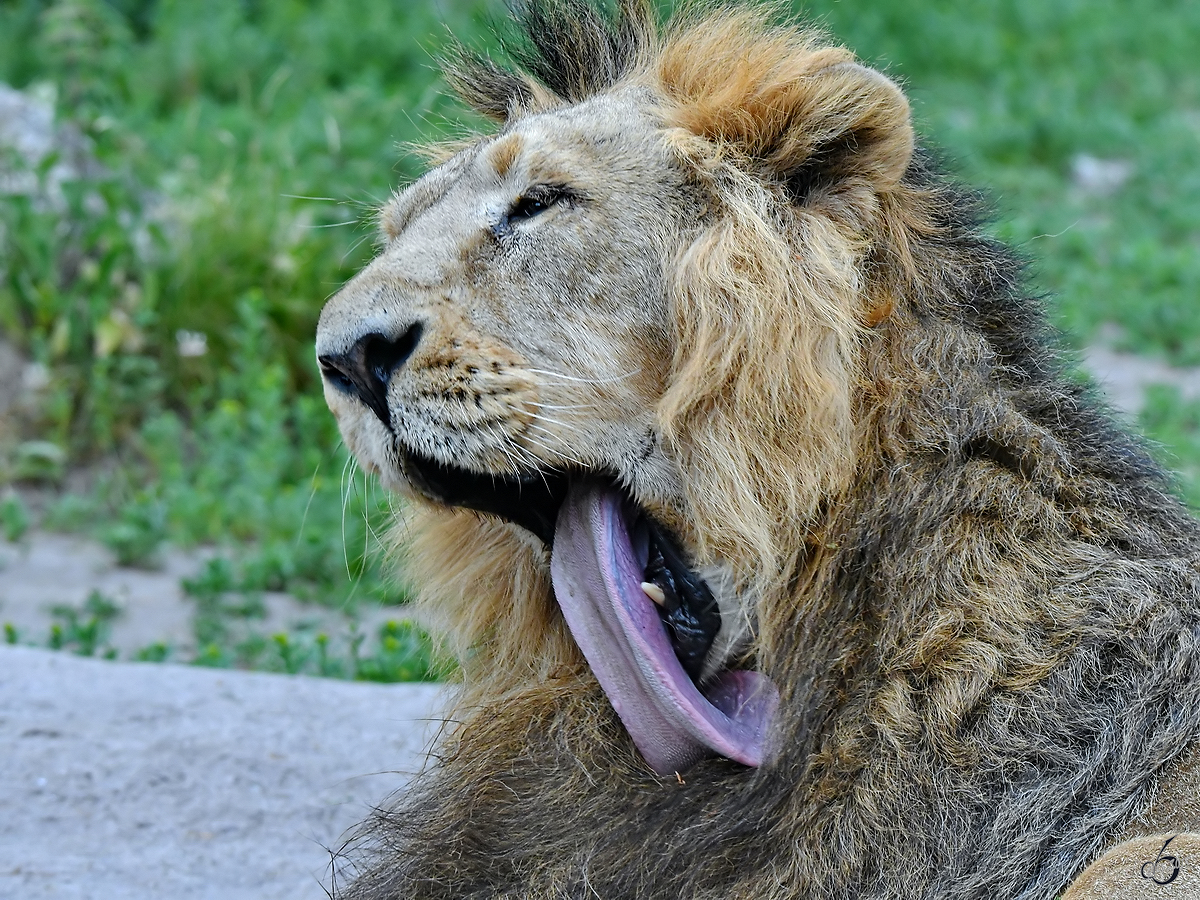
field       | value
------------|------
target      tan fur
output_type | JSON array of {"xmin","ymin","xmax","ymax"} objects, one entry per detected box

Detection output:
[
  {"xmin": 399, "ymin": 504, "xmax": 582, "ymax": 704},
  {"xmin": 485, "ymin": 133, "xmax": 524, "ymax": 178},
  {"xmin": 1063, "ymin": 834, "xmax": 1200, "ymax": 900},
  {"xmin": 652, "ymin": 12, "xmax": 922, "ymax": 599}
]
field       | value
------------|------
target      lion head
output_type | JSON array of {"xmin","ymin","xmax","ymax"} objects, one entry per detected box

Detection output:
[
  {"xmin": 317, "ymin": 2, "xmax": 1200, "ymax": 898},
  {"xmin": 317, "ymin": 0, "xmax": 916, "ymax": 773}
]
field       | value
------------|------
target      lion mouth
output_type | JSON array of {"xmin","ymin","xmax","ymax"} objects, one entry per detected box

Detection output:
[{"xmin": 402, "ymin": 450, "xmax": 779, "ymax": 774}]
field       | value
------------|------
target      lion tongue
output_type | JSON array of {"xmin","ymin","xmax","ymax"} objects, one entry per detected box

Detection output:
[{"xmin": 550, "ymin": 482, "xmax": 779, "ymax": 776}]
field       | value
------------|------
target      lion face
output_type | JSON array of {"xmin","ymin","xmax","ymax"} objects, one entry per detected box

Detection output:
[
  {"xmin": 317, "ymin": 88, "xmax": 777, "ymax": 773},
  {"xmin": 317, "ymin": 12, "xmax": 916, "ymax": 775},
  {"xmin": 317, "ymin": 88, "xmax": 694, "ymax": 532}
]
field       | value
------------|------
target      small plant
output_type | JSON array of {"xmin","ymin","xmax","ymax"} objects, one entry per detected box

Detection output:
[
  {"xmin": 272, "ymin": 632, "xmax": 308, "ymax": 675},
  {"xmin": 1, "ymin": 493, "xmax": 29, "ymax": 542},
  {"xmin": 100, "ymin": 498, "xmax": 167, "ymax": 567},
  {"xmin": 12, "ymin": 442, "xmax": 67, "ymax": 484},
  {"xmin": 353, "ymin": 620, "xmax": 444, "ymax": 683},
  {"xmin": 46, "ymin": 590, "xmax": 122, "ymax": 657},
  {"xmin": 314, "ymin": 632, "xmax": 344, "ymax": 678},
  {"xmin": 134, "ymin": 642, "xmax": 170, "ymax": 662},
  {"xmin": 42, "ymin": 493, "xmax": 98, "ymax": 533}
]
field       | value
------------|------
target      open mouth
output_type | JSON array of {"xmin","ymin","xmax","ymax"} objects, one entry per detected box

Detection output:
[{"xmin": 403, "ymin": 450, "xmax": 779, "ymax": 775}]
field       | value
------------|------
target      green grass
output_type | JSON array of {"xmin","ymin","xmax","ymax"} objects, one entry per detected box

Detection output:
[
  {"xmin": 804, "ymin": 0, "xmax": 1200, "ymax": 364},
  {"xmin": 1, "ymin": 0, "xmax": 1198, "ymax": 678},
  {"xmin": 1, "ymin": 583, "xmax": 443, "ymax": 680}
]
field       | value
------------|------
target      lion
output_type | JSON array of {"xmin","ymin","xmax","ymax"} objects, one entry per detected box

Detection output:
[{"xmin": 314, "ymin": 1, "xmax": 1200, "ymax": 897}]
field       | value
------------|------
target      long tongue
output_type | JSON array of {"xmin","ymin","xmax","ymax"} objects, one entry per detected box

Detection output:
[{"xmin": 550, "ymin": 482, "xmax": 779, "ymax": 775}]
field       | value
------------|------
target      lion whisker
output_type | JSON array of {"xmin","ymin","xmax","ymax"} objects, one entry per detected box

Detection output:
[
  {"xmin": 527, "ymin": 367, "xmax": 642, "ymax": 385},
  {"xmin": 519, "ymin": 430, "xmax": 588, "ymax": 468},
  {"xmin": 342, "ymin": 231, "xmax": 378, "ymax": 264},
  {"xmin": 532, "ymin": 402, "xmax": 600, "ymax": 412},
  {"xmin": 526, "ymin": 410, "xmax": 577, "ymax": 427},
  {"xmin": 471, "ymin": 420, "xmax": 533, "ymax": 474},
  {"xmin": 524, "ymin": 419, "xmax": 585, "ymax": 449},
  {"xmin": 295, "ymin": 456, "xmax": 325, "ymax": 550},
  {"xmin": 339, "ymin": 454, "xmax": 359, "ymax": 580}
]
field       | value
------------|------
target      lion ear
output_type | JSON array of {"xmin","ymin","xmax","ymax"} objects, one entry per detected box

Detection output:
[
  {"xmin": 770, "ymin": 62, "xmax": 914, "ymax": 202},
  {"xmin": 667, "ymin": 54, "xmax": 914, "ymax": 202}
]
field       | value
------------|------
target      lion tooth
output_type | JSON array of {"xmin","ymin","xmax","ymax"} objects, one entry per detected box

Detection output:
[{"xmin": 641, "ymin": 581, "xmax": 667, "ymax": 606}]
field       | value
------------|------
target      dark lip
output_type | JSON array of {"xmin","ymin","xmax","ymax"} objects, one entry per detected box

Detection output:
[
  {"xmin": 398, "ymin": 448, "xmax": 721, "ymax": 681},
  {"xmin": 400, "ymin": 449, "xmax": 571, "ymax": 546}
]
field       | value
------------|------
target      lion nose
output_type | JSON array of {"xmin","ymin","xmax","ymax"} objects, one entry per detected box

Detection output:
[{"xmin": 317, "ymin": 323, "xmax": 423, "ymax": 429}]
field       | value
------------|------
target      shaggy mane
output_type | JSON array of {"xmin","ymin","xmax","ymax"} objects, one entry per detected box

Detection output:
[
  {"xmin": 446, "ymin": 0, "xmax": 655, "ymax": 119},
  {"xmin": 338, "ymin": 4, "xmax": 1200, "ymax": 899}
]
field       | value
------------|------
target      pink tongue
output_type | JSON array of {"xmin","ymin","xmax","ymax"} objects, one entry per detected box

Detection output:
[{"xmin": 550, "ymin": 482, "xmax": 778, "ymax": 776}]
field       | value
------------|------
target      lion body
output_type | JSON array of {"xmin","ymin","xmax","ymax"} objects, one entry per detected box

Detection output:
[{"xmin": 316, "ymin": 3, "xmax": 1200, "ymax": 897}]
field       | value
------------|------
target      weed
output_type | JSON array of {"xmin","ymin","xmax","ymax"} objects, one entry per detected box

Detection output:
[
  {"xmin": 42, "ymin": 493, "xmax": 99, "ymax": 533},
  {"xmin": 99, "ymin": 495, "xmax": 167, "ymax": 567},
  {"xmin": 134, "ymin": 641, "xmax": 170, "ymax": 662},
  {"xmin": 1, "ymin": 492, "xmax": 29, "ymax": 542},
  {"xmin": 353, "ymin": 620, "xmax": 444, "ymax": 683},
  {"xmin": 12, "ymin": 441, "xmax": 67, "ymax": 484},
  {"xmin": 46, "ymin": 589, "xmax": 122, "ymax": 657}
]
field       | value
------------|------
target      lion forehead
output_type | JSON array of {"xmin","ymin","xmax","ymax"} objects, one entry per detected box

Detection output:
[{"xmin": 379, "ymin": 89, "xmax": 672, "ymax": 245}]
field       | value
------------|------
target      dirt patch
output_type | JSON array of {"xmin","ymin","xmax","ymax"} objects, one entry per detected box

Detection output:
[
  {"xmin": 0, "ymin": 531, "xmax": 404, "ymax": 659},
  {"xmin": 1084, "ymin": 340, "xmax": 1200, "ymax": 419}
]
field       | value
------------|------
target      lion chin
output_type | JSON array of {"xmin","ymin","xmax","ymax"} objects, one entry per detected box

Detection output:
[{"xmin": 315, "ymin": 2, "xmax": 1200, "ymax": 899}]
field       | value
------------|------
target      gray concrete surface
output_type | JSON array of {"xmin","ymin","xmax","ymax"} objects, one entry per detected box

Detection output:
[{"xmin": 0, "ymin": 646, "xmax": 446, "ymax": 900}]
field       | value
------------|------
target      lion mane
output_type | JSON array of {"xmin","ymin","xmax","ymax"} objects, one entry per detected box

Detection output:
[{"xmin": 319, "ymin": 2, "xmax": 1200, "ymax": 898}]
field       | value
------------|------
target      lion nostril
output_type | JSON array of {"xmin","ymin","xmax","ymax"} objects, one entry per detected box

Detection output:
[
  {"xmin": 363, "ymin": 325, "xmax": 422, "ymax": 391},
  {"xmin": 318, "ymin": 322, "xmax": 423, "ymax": 430}
]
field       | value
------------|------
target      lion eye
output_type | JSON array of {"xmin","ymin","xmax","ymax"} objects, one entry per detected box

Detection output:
[
  {"xmin": 500, "ymin": 184, "xmax": 574, "ymax": 231},
  {"xmin": 509, "ymin": 194, "xmax": 552, "ymax": 220}
]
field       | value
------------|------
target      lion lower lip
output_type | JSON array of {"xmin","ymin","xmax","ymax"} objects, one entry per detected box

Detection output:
[
  {"xmin": 398, "ymin": 449, "xmax": 722, "ymax": 684},
  {"xmin": 400, "ymin": 449, "xmax": 569, "ymax": 546}
]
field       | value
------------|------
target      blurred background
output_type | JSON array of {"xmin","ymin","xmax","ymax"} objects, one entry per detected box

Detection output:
[{"xmin": 1, "ymin": 0, "xmax": 1197, "ymax": 677}]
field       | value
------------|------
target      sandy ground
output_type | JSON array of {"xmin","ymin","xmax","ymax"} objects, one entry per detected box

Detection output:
[
  {"xmin": 0, "ymin": 535, "xmax": 222, "ymax": 655},
  {"xmin": 0, "ymin": 532, "xmax": 400, "ymax": 659},
  {"xmin": 0, "ymin": 646, "xmax": 445, "ymax": 900}
]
